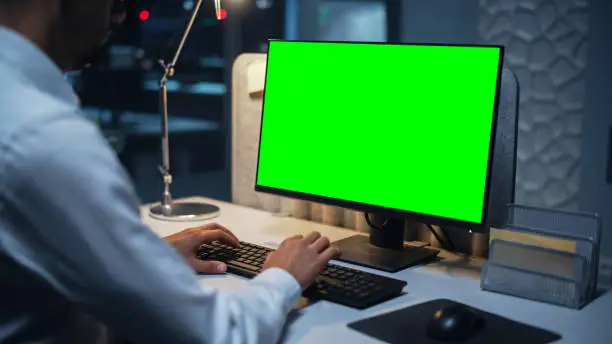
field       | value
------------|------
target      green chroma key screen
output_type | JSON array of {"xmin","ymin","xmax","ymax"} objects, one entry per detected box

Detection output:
[{"xmin": 256, "ymin": 40, "xmax": 503, "ymax": 225}]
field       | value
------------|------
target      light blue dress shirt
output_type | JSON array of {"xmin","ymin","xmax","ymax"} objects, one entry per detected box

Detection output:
[{"xmin": 0, "ymin": 26, "xmax": 301, "ymax": 344}]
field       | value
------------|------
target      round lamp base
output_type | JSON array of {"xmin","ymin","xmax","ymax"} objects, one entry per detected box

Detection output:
[{"xmin": 149, "ymin": 202, "xmax": 221, "ymax": 222}]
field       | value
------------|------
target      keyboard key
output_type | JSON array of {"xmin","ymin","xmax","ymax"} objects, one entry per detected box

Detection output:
[{"xmin": 229, "ymin": 260, "xmax": 259, "ymax": 271}]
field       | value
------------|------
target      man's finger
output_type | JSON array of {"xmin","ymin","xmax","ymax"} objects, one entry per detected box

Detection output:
[
  {"xmin": 310, "ymin": 236, "xmax": 330, "ymax": 253},
  {"xmin": 190, "ymin": 259, "xmax": 227, "ymax": 274},
  {"xmin": 198, "ymin": 229, "xmax": 240, "ymax": 247},
  {"xmin": 201, "ymin": 223, "xmax": 239, "ymax": 244},
  {"xmin": 318, "ymin": 246, "xmax": 341, "ymax": 264},
  {"xmin": 264, "ymin": 252, "xmax": 273, "ymax": 264},
  {"xmin": 280, "ymin": 234, "xmax": 303, "ymax": 247},
  {"xmin": 304, "ymin": 231, "xmax": 321, "ymax": 244}
]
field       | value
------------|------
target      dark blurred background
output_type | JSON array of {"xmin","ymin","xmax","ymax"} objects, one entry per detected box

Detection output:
[
  {"xmin": 68, "ymin": 0, "xmax": 400, "ymax": 204},
  {"xmin": 66, "ymin": 0, "xmax": 611, "ymax": 259}
]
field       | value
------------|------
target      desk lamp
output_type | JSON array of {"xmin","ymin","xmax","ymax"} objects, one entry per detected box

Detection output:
[{"xmin": 149, "ymin": 0, "xmax": 225, "ymax": 221}]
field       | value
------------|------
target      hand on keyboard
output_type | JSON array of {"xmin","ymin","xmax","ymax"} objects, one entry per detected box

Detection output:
[
  {"xmin": 263, "ymin": 232, "xmax": 340, "ymax": 290},
  {"xmin": 197, "ymin": 239, "xmax": 408, "ymax": 309},
  {"xmin": 164, "ymin": 223, "xmax": 240, "ymax": 274}
]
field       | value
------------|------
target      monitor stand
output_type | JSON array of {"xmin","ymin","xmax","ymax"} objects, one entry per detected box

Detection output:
[{"xmin": 331, "ymin": 216, "xmax": 440, "ymax": 273}]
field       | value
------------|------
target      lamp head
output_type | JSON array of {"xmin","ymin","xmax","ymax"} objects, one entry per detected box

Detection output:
[{"xmin": 215, "ymin": 0, "xmax": 227, "ymax": 20}]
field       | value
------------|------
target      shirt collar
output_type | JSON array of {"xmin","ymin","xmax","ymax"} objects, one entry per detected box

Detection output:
[{"xmin": 0, "ymin": 25, "xmax": 79, "ymax": 107}]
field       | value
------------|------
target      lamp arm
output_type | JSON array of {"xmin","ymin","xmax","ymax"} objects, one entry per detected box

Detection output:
[
  {"xmin": 157, "ymin": 0, "xmax": 205, "ymax": 215},
  {"xmin": 161, "ymin": 0, "xmax": 205, "ymax": 80}
]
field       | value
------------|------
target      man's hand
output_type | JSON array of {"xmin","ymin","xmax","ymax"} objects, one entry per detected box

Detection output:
[
  {"xmin": 164, "ymin": 223, "xmax": 240, "ymax": 274},
  {"xmin": 262, "ymin": 232, "xmax": 340, "ymax": 290}
]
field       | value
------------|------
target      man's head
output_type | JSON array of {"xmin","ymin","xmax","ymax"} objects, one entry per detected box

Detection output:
[{"xmin": 0, "ymin": 0, "xmax": 125, "ymax": 71}]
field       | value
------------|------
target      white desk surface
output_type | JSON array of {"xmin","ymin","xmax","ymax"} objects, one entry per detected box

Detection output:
[{"xmin": 141, "ymin": 197, "xmax": 610, "ymax": 344}]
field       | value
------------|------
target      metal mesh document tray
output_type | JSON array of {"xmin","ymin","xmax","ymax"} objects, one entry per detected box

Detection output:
[{"xmin": 481, "ymin": 204, "xmax": 601, "ymax": 309}]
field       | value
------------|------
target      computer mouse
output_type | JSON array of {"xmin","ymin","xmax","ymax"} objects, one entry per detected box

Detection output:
[{"xmin": 426, "ymin": 304, "xmax": 485, "ymax": 342}]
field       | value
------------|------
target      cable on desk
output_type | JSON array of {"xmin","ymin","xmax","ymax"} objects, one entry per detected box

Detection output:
[
  {"xmin": 439, "ymin": 226, "xmax": 456, "ymax": 251},
  {"xmin": 365, "ymin": 214, "xmax": 456, "ymax": 251},
  {"xmin": 427, "ymin": 224, "xmax": 449, "ymax": 251}
]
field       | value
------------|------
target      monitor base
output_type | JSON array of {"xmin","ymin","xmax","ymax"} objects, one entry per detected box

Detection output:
[{"xmin": 332, "ymin": 235, "xmax": 440, "ymax": 273}]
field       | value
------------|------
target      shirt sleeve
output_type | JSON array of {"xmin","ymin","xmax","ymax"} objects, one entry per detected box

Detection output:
[{"xmin": 0, "ymin": 115, "xmax": 301, "ymax": 344}]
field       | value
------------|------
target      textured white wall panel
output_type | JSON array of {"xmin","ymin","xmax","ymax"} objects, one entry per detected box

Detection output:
[{"xmin": 479, "ymin": 0, "xmax": 589, "ymax": 210}]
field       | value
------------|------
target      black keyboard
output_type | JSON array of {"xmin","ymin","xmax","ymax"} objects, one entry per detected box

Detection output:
[{"xmin": 197, "ymin": 241, "xmax": 407, "ymax": 309}]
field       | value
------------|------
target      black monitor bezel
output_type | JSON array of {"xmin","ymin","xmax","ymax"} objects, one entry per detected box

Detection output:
[{"xmin": 254, "ymin": 40, "xmax": 505, "ymax": 233}]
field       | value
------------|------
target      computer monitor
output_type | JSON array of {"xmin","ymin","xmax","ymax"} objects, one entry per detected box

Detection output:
[{"xmin": 255, "ymin": 40, "xmax": 504, "ymax": 271}]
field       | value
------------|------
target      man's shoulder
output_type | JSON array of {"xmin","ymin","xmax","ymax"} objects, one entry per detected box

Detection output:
[
  {"xmin": 0, "ymin": 110, "xmax": 111, "ymax": 179},
  {"xmin": 0, "ymin": 112, "xmax": 124, "ymax": 205},
  {"xmin": 0, "ymin": 64, "xmax": 120, "ymax": 194},
  {"xmin": 0, "ymin": 66, "xmax": 80, "ymax": 137},
  {"xmin": 6, "ymin": 113, "xmax": 106, "ymax": 157}
]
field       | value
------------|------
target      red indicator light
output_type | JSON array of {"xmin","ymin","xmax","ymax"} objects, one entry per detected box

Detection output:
[
  {"xmin": 217, "ymin": 8, "xmax": 227, "ymax": 20},
  {"xmin": 139, "ymin": 10, "xmax": 150, "ymax": 21}
]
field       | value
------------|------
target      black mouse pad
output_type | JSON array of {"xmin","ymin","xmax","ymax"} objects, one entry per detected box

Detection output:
[{"xmin": 348, "ymin": 299, "xmax": 561, "ymax": 344}]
